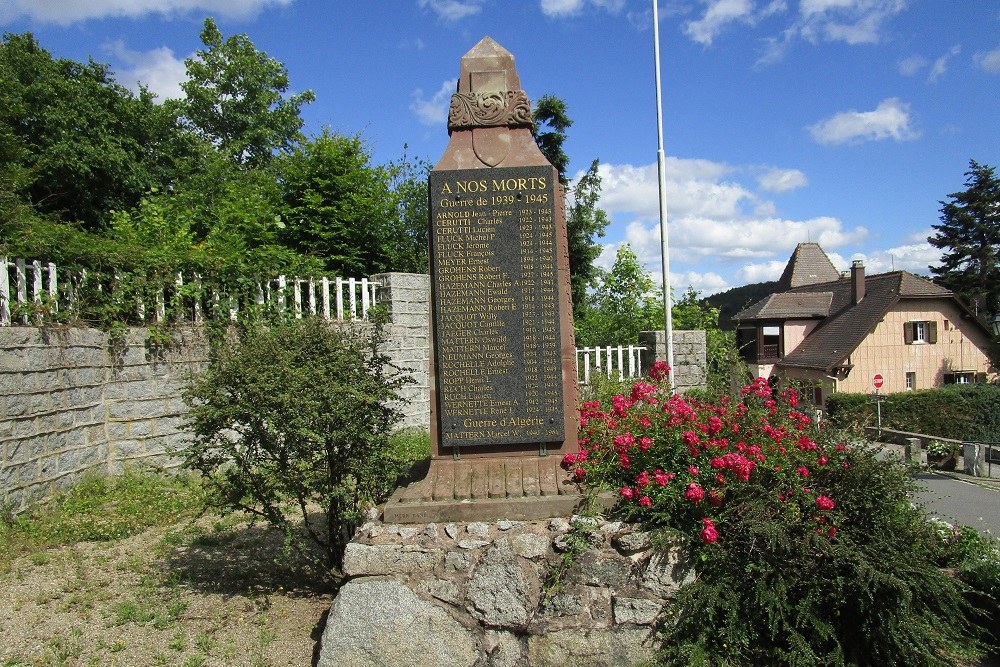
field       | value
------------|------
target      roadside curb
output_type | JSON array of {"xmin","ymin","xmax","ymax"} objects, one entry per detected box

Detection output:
[{"xmin": 927, "ymin": 469, "xmax": 1000, "ymax": 491}]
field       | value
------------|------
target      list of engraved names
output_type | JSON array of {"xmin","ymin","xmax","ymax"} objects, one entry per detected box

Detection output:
[{"xmin": 430, "ymin": 166, "xmax": 564, "ymax": 447}]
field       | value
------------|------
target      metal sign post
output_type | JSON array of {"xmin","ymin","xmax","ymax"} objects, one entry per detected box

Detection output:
[{"xmin": 873, "ymin": 374, "xmax": 884, "ymax": 437}]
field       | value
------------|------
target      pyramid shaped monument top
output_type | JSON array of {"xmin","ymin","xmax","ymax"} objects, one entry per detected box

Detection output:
[{"xmin": 458, "ymin": 36, "xmax": 522, "ymax": 94}]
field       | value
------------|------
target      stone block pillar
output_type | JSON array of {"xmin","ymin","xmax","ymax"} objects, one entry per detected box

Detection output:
[{"xmin": 638, "ymin": 329, "xmax": 707, "ymax": 393}]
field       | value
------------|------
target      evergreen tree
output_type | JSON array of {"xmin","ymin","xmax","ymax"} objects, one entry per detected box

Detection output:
[
  {"xmin": 928, "ymin": 160, "xmax": 1000, "ymax": 316},
  {"xmin": 532, "ymin": 94, "xmax": 572, "ymax": 184},
  {"xmin": 531, "ymin": 95, "xmax": 608, "ymax": 317},
  {"xmin": 566, "ymin": 159, "xmax": 610, "ymax": 318}
]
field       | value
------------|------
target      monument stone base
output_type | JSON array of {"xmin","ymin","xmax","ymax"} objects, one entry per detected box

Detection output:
[
  {"xmin": 384, "ymin": 456, "xmax": 602, "ymax": 524},
  {"xmin": 317, "ymin": 515, "xmax": 694, "ymax": 667}
]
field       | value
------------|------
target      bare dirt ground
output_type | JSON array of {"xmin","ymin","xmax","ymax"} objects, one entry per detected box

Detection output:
[{"xmin": 0, "ymin": 516, "xmax": 333, "ymax": 667}]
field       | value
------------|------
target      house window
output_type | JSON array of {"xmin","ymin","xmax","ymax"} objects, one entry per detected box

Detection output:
[
  {"xmin": 943, "ymin": 372, "xmax": 980, "ymax": 385},
  {"xmin": 905, "ymin": 372, "xmax": 915, "ymax": 390},
  {"xmin": 760, "ymin": 325, "xmax": 781, "ymax": 360},
  {"xmin": 904, "ymin": 321, "xmax": 937, "ymax": 344}
]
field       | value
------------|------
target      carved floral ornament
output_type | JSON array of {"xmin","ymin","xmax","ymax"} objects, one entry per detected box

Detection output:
[{"xmin": 448, "ymin": 91, "xmax": 533, "ymax": 131}]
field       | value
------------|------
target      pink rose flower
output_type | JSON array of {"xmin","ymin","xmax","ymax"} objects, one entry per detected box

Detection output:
[
  {"xmin": 700, "ymin": 517, "xmax": 719, "ymax": 543},
  {"xmin": 684, "ymin": 482, "xmax": 705, "ymax": 503}
]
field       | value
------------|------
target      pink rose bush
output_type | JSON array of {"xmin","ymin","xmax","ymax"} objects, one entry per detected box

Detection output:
[
  {"xmin": 568, "ymin": 367, "xmax": 847, "ymax": 547},
  {"xmin": 575, "ymin": 363, "xmax": 988, "ymax": 664}
]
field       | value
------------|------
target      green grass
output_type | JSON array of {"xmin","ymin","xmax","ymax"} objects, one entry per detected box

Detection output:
[
  {"xmin": 0, "ymin": 469, "xmax": 208, "ymax": 569},
  {"xmin": 387, "ymin": 427, "xmax": 431, "ymax": 463}
]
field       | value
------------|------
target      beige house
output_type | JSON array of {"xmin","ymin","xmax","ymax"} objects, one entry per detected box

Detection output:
[{"xmin": 732, "ymin": 243, "xmax": 997, "ymax": 405}]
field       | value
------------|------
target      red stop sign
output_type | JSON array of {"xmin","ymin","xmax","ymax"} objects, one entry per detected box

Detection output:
[{"xmin": 873, "ymin": 374, "xmax": 884, "ymax": 388}]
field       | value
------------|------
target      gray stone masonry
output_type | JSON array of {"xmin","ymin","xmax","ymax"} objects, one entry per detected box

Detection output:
[
  {"xmin": 1, "ymin": 273, "xmax": 703, "ymax": 510},
  {"xmin": 0, "ymin": 325, "xmax": 209, "ymax": 513},
  {"xmin": 374, "ymin": 273, "xmax": 431, "ymax": 430},
  {"xmin": 639, "ymin": 329, "xmax": 707, "ymax": 392},
  {"xmin": 319, "ymin": 516, "xmax": 694, "ymax": 667}
]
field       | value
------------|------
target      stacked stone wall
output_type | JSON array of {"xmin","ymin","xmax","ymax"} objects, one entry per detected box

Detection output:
[
  {"xmin": 1, "ymin": 273, "xmax": 701, "ymax": 510},
  {"xmin": 639, "ymin": 329, "xmax": 707, "ymax": 392},
  {"xmin": 319, "ymin": 515, "xmax": 692, "ymax": 667},
  {"xmin": 0, "ymin": 325, "xmax": 209, "ymax": 513},
  {"xmin": 375, "ymin": 273, "xmax": 432, "ymax": 430}
]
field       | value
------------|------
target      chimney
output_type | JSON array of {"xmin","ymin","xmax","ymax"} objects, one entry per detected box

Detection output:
[{"xmin": 851, "ymin": 260, "xmax": 865, "ymax": 304}]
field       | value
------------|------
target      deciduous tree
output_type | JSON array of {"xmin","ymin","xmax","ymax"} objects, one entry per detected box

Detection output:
[
  {"xmin": 178, "ymin": 18, "xmax": 315, "ymax": 168},
  {"xmin": 276, "ymin": 130, "xmax": 398, "ymax": 276},
  {"xmin": 182, "ymin": 317, "xmax": 413, "ymax": 573},
  {"xmin": 576, "ymin": 243, "xmax": 661, "ymax": 346},
  {"xmin": 0, "ymin": 32, "xmax": 195, "ymax": 231}
]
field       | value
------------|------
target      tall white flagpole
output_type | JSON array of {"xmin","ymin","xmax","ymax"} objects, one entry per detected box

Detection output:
[{"xmin": 652, "ymin": 0, "xmax": 675, "ymax": 391}]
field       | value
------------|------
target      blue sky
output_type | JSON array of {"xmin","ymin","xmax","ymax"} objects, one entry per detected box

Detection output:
[{"xmin": 2, "ymin": 0, "xmax": 998, "ymax": 295}]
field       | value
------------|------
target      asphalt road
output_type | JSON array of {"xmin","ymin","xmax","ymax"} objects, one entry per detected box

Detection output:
[{"xmin": 912, "ymin": 471, "xmax": 1000, "ymax": 536}]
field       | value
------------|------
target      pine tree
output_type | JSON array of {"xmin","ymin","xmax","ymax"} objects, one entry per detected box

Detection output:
[
  {"xmin": 531, "ymin": 95, "xmax": 608, "ymax": 317},
  {"xmin": 928, "ymin": 160, "xmax": 1000, "ymax": 316}
]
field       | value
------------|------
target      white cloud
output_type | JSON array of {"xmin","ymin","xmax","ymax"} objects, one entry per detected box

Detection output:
[
  {"xmin": 417, "ymin": 0, "xmax": 484, "ymax": 21},
  {"xmin": 898, "ymin": 54, "xmax": 927, "ymax": 76},
  {"xmin": 799, "ymin": 0, "xmax": 906, "ymax": 45},
  {"xmin": 587, "ymin": 159, "xmax": 750, "ymax": 221},
  {"xmin": 409, "ymin": 78, "xmax": 456, "ymax": 126},
  {"xmin": 539, "ymin": 0, "xmax": 625, "ymax": 18},
  {"xmin": 0, "ymin": 0, "xmax": 292, "ymax": 24},
  {"xmin": 757, "ymin": 167, "xmax": 807, "ymax": 193},
  {"xmin": 808, "ymin": 98, "xmax": 919, "ymax": 145},
  {"xmin": 755, "ymin": 0, "xmax": 905, "ymax": 64},
  {"xmin": 583, "ymin": 157, "xmax": 870, "ymax": 293},
  {"xmin": 683, "ymin": 0, "xmax": 755, "ymax": 46},
  {"xmin": 853, "ymin": 240, "xmax": 940, "ymax": 274},
  {"xmin": 975, "ymin": 47, "xmax": 1000, "ymax": 73},
  {"xmin": 104, "ymin": 41, "xmax": 188, "ymax": 101},
  {"xmin": 621, "ymin": 213, "xmax": 867, "ymax": 270},
  {"xmin": 927, "ymin": 45, "xmax": 961, "ymax": 83},
  {"xmin": 675, "ymin": 271, "xmax": 730, "ymax": 296},
  {"xmin": 540, "ymin": 0, "xmax": 585, "ymax": 16},
  {"xmin": 738, "ymin": 259, "xmax": 788, "ymax": 283}
]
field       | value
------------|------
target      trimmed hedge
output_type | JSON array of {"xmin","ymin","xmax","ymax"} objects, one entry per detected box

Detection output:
[{"xmin": 826, "ymin": 384, "xmax": 1000, "ymax": 441}]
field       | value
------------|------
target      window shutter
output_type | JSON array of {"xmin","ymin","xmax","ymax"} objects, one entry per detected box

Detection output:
[
  {"xmin": 928, "ymin": 321, "xmax": 938, "ymax": 344},
  {"xmin": 903, "ymin": 322, "xmax": 914, "ymax": 344},
  {"xmin": 977, "ymin": 372, "xmax": 988, "ymax": 384},
  {"xmin": 943, "ymin": 373, "xmax": 955, "ymax": 385}
]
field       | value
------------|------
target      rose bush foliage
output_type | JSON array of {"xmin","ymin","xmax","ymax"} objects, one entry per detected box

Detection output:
[{"xmin": 568, "ymin": 362, "xmax": 985, "ymax": 666}]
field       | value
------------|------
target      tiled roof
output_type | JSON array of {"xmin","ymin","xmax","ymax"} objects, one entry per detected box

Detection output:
[
  {"xmin": 734, "ymin": 292, "xmax": 833, "ymax": 320},
  {"xmin": 783, "ymin": 272, "xmax": 958, "ymax": 370},
  {"xmin": 776, "ymin": 242, "xmax": 841, "ymax": 289},
  {"xmin": 778, "ymin": 272, "xmax": 910, "ymax": 371},
  {"xmin": 731, "ymin": 243, "xmax": 993, "ymax": 372}
]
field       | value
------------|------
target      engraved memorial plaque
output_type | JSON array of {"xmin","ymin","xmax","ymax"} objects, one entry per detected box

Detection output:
[{"xmin": 431, "ymin": 165, "xmax": 564, "ymax": 448}]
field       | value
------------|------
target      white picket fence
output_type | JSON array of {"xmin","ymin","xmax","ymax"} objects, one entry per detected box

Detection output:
[
  {"xmin": 576, "ymin": 345, "xmax": 647, "ymax": 385},
  {"xmin": 0, "ymin": 257, "xmax": 379, "ymax": 326}
]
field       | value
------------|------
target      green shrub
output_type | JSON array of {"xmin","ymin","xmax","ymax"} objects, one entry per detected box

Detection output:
[
  {"xmin": 575, "ymin": 372, "xmax": 985, "ymax": 666},
  {"xmin": 181, "ymin": 316, "xmax": 413, "ymax": 574},
  {"xmin": 827, "ymin": 384, "xmax": 1000, "ymax": 441}
]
